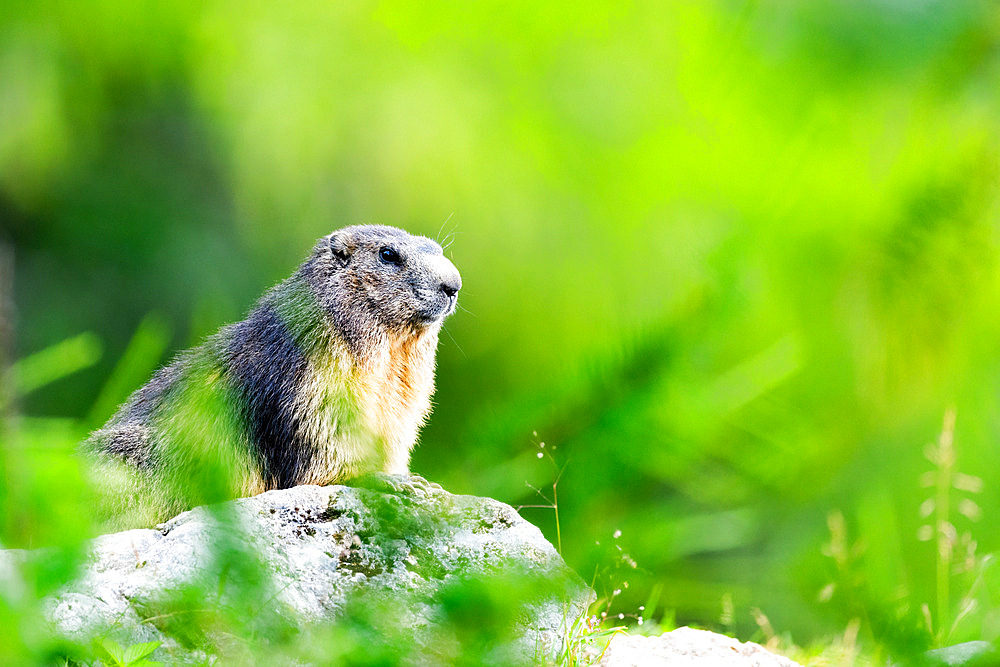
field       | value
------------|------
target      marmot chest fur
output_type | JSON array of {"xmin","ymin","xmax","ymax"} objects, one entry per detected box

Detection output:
[{"xmin": 86, "ymin": 225, "xmax": 461, "ymax": 522}]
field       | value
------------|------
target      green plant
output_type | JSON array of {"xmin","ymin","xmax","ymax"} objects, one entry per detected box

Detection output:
[
  {"xmin": 94, "ymin": 639, "xmax": 162, "ymax": 667},
  {"xmin": 817, "ymin": 409, "xmax": 998, "ymax": 661},
  {"xmin": 519, "ymin": 432, "xmax": 657, "ymax": 666},
  {"xmin": 917, "ymin": 409, "xmax": 991, "ymax": 645}
]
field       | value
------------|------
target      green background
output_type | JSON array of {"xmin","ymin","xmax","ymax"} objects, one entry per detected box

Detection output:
[{"xmin": 4, "ymin": 0, "xmax": 1000, "ymax": 657}]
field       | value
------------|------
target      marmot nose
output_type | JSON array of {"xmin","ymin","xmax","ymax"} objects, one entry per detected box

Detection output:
[{"xmin": 440, "ymin": 280, "xmax": 460, "ymax": 298}]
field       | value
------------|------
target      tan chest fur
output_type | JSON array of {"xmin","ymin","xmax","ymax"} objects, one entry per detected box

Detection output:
[{"xmin": 291, "ymin": 329, "xmax": 438, "ymax": 484}]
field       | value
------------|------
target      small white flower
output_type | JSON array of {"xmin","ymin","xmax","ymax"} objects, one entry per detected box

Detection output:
[
  {"xmin": 954, "ymin": 473, "xmax": 983, "ymax": 493},
  {"xmin": 919, "ymin": 498, "xmax": 935, "ymax": 518},
  {"xmin": 959, "ymin": 498, "xmax": 982, "ymax": 522}
]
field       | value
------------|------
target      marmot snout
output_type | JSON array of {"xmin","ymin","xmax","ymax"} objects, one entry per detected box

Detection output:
[{"xmin": 85, "ymin": 225, "xmax": 461, "ymax": 527}]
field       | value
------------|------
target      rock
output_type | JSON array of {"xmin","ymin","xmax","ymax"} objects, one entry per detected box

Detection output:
[
  {"xmin": 8, "ymin": 481, "xmax": 590, "ymax": 664},
  {"xmin": 922, "ymin": 641, "xmax": 999, "ymax": 667},
  {"xmin": 597, "ymin": 626, "xmax": 803, "ymax": 667}
]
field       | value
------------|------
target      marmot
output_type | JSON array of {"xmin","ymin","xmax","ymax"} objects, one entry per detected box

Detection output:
[{"xmin": 85, "ymin": 225, "xmax": 461, "ymax": 528}]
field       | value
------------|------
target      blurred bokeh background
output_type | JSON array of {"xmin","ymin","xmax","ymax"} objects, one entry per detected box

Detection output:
[{"xmin": 3, "ymin": 0, "xmax": 1000, "ymax": 659}]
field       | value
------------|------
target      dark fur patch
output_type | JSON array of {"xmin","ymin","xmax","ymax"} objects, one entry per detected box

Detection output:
[{"xmin": 224, "ymin": 304, "xmax": 312, "ymax": 489}]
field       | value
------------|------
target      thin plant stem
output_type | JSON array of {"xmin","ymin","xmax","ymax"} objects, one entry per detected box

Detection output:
[
  {"xmin": 553, "ymin": 478, "xmax": 562, "ymax": 556},
  {"xmin": 935, "ymin": 408, "xmax": 956, "ymax": 642}
]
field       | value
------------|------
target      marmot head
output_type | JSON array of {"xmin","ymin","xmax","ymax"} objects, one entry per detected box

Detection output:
[{"xmin": 303, "ymin": 225, "xmax": 461, "ymax": 342}]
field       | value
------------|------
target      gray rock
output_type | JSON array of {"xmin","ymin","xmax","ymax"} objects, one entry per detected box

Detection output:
[
  {"xmin": 10, "ymin": 481, "xmax": 591, "ymax": 664},
  {"xmin": 597, "ymin": 627, "xmax": 803, "ymax": 667},
  {"xmin": 923, "ymin": 641, "xmax": 999, "ymax": 666}
]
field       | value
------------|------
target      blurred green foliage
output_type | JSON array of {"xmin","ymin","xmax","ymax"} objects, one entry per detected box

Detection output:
[{"xmin": 3, "ymin": 0, "xmax": 1000, "ymax": 662}]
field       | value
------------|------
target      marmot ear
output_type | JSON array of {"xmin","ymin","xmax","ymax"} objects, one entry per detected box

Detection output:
[{"xmin": 329, "ymin": 232, "xmax": 352, "ymax": 266}]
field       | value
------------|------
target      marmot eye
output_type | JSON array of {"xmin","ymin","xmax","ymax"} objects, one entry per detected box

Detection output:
[{"xmin": 379, "ymin": 247, "xmax": 402, "ymax": 265}]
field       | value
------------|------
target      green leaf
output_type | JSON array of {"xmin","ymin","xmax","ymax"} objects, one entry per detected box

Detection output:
[
  {"xmin": 122, "ymin": 641, "xmax": 162, "ymax": 665},
  {"xmin": 10, "ymin": 332, "xmax": 102, "ymax": 397},
  {"xmin": 97, "ymin": 637, "xmax": 126, "ymax": 665}
]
